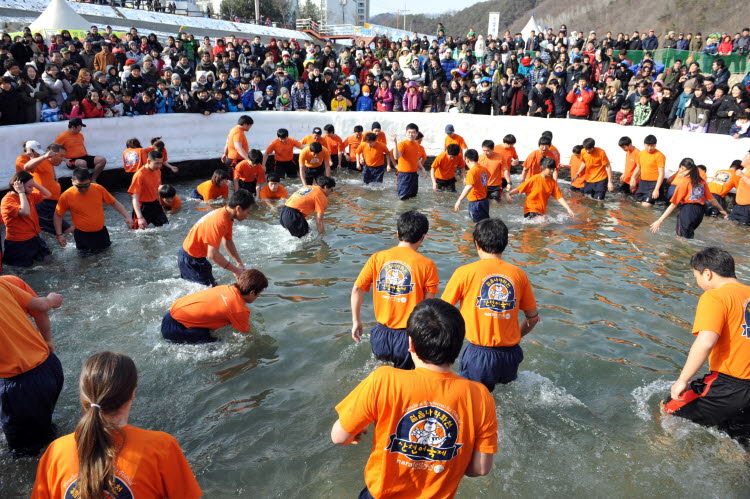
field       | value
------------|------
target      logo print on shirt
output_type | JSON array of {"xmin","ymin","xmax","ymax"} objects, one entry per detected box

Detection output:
[
  {"xmin": 714, "ymin": 172, "xmax": 731, "ymax": 185},
  {"xmin": 386, "ymin": 405, "xmax": 462, "ymax": 462},
  {"xmin": 480, "ymin": 172, "xmax": 489, "ymax": 186},
  {"xmin": 742, "ymin": 299, "xmax": 750, "ymax": 339},
  {"xmin": 376, "ymin": 261, "xmax": 415, "ymax": 296},
  {"xmin": 688, "ymin": 184, "xmax": 705, "ymax": 202},
  {"xmin": 65, "ymin": 476, "xmax": 134, "ymax": 499},
  {"xmin": 296, "ymin": 186, "xmax": 314, "ymax": 197},
  {"xmin": 477, "ymin": 274, "xmax": 516, "ymax": 312},
  {"xmin": 124, "ymin": 150, "xmax": 140, "ymax": 169}
]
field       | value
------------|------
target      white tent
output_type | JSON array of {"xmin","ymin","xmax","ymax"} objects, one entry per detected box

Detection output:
[
  {"xmin": 29, "ymin": 0, "xmax": 91, "ymax": 33},
  {"xmin": 520, "ymin": 13, "xmax": 544, "ymax": 44}
]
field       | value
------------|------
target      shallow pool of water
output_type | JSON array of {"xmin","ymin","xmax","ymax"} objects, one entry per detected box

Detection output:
[{"xmin": 2, "ymin": 170, "xmax": 750, "ymax": 498}]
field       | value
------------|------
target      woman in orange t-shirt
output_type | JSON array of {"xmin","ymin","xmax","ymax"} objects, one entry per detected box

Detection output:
[
  {"xmin": 651, "ymin": 158, "xmax": 727, "ymax": 239},
  {"xmin": 31, "ymin": 352, "xmax": 202, "ymax": 499},
  {"xmin": 1, "ymin": 171, "xmax": 52, "ymax": 267},
  {"xmin": 190, "ymin": 170, "xmax": 230, "ymax": 201}
]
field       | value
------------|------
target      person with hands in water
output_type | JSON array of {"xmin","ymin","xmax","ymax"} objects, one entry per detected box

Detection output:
[{"xmin": 391, "ymin": 124, "xmax": 428, "ymax": 200}]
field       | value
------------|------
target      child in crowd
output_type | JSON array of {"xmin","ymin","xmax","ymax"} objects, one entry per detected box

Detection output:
[{"xmin": 40, "ymin": 99, "xmax": 63, "ymax": 122}]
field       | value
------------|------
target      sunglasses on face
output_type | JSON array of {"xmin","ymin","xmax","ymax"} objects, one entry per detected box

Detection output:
[{"xmin": 74, "ymin": 183, "xmax": 92, "ymax": 190}]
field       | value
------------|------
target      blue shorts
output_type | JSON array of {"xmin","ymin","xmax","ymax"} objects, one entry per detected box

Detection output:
[
  {"xmin": 178, "ymin": 248, "xmax": 216, "ymax": 286},
  {"xmin": 459, "ymin": 342, "xmax": 523, "ymax": 392},
  {"xmin": 189, "ymin": 188, "xmax": 203, "ymax": 200},
  {"xmin": 73, "ymin": 227, "xmax": 111, "ymax": 255},
  {"xmin": 161, "ymin": 311, "xmax": 216, "ymax": 343},
  {"xmin": 370, "ymin": 323, "xmax": 414, "ymax": 370},
  {"xmin": 36, "ymin": 199, "xmax": 70, "ymax": 235},
  {"xmin": 396, "ymin": 171, "xmax": 418, "ymax": 200},
  {"xmin": 468, "ymin": 198, "xmax": 490, "ymax": 222},
  {"xmin": 363, "ymin": 164, "xmax": 385, "ymax": 184},
  {"xmin": 667, "ymin": 184, "xmax": 677, "ymax": 200},
  {"xmin": 635, "ymin": 180, "xmax": 658, "ymax": 204},
  {"xmin": 730, "ymin": 204, "xmax": 750, "ymax": 225},
  {"xmin": 2, "ymin": 235, "xmax": 51, "ymax": 267},
  {"xmin": 676, "ymin": 203, "xmax": 705, "ymax": 239},
  {"xmin": 583, "ymin": 179, "xmax": 607, "ymax": 200},
  {"xmin": 279, "ymin": 206, "xmax": 309, "ymax": 238}
]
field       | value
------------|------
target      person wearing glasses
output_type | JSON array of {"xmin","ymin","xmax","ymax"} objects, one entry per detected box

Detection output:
[{"xmin": 53, "ymin": 168, "xmax": 132, "ymax": 255}]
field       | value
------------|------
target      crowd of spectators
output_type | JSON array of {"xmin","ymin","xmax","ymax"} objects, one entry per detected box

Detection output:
[{"xmin": 1, "ymin": 22, "xmax": 750, "ymax": 137}]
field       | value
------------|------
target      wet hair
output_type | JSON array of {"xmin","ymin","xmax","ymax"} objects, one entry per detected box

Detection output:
[
  {"xmin": 538, "ymin": 136, "xmax": 552, "ymax": 146},
  {"xmin": 391, "ymin": 209, "xmax": 431, "ymax": 246},
  {"xmin": 406, "ymin": 123, "xmax": 419, "ymax": 132},
  {"xmin": 503, "ymin": 134, "xmax": 517, "ymax": 145},
  {"xmin": 211, "ymin": 169, "xmax": 229, "ymax": 183},
  {"xmin": 72, "ymin": 168, "xmax": 92, "ymax": 182},
  {"xmin": 249, "ymin": 149, "xmax": 262, "ymax": 164},
  {"xmin": 540, "ymin": 157, "xmax": 557, "ymax": 170},
  {"xmin": 690, "ymin": 247, "xmax": 735, "ymax": 278},
  {"xmin": 228, "ymin": 188, "xmax": 254, "ymax": 209},
  {"xmin": 266, "ymin": 173, "xmax": 281, "ymax": 183},
  {"xmin": 309, "ymin": 142, "xmax": 323, "ymax": 154},
  {"xmin": 158, "ymin": 184, "xmax": 176, "ymax": 198},
  {"xmin": 126, "ymin": 138, "xmax": 141, "ymax": 149},
  {"xmin": 364, "ymin": 132, "xmax": 377, "ymax": 142},
  {"xmin": 644, "ymin": 134, "xmax": 657, "ymax": 145},
  {"xmin": 238, "ymin": 115, "xmax": 254, "ymax": 126},
  {"xmin": 353, "ymin": 125, "xmax": 363, "ymax": 133},
  {"xmin": 446, "ymin": 144, "xmax": 460, "ymax": 156},
  {"xmin": 473, "ymin": 218, "xmax": 508, "ymax": 254},
  {"xmin": 572, "ymin": 145, "xmax": 583, "ymax": 154},
  {"xmin": 582, "ymin": 138, "xmax": 595, "ymax": 149},
  {"xmin": 697, "ymin": 164, "xmax": 707, "ymax": 173},
  {"xmin": 464, "ymin": 149, "xmax": 479, "ymax": 163},
  {"xmin": 324, "ymin": 124, "xmax": 335, "ymax": 133},
  {"xmin": 618, "ymin": 136, "xmax": 632, "ymax": 147},
  {"xmin": 277, "ymin": 128, "xmax": 289, "ymax": 138},
  {"xmin": 147, "ymin": 150, "xmax": 162, "ymax": 161},
  {"xmin": 407, "ymin": 299, "xmax": 465, "ymax": 365},
  {"xmin": 481, "ymin": 140, "xmax": 495, "ymax": 149},
  {"xmin": 9, "ymin": 170, "xmax": 33, "ymax": 189},
  {"xmin": 47, "ymin": 143, "xmax": 65, "ymax": 153},
  {"xmin": 75, "ymin": 352, "xmax": 138, "ymax": 499},
  {"xmin": 234, "ymin": 269, "xmax": 268, "ymax": 295},
  {"xmin": 316, "ymin": 175, "xmax": 336, "ymax": 189}
]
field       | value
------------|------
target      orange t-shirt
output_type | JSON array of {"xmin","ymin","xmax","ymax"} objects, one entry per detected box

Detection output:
[
  {"xmin": 692, "ymin": 282, "xmax": 750, "ymax": 379},
  {"xmin": 444, "ymin": 133, "xmax": 467, "ymax": 151},
  {"xmin": 234, "ymin": 160, "xmax": 266, "ymax": 183},
  {"xmin": 285, "ymin": 186, "xmax": 328, "ymax": 217},
  {"xmin": 298, "ymin": 146, "xmax": 330, "ymax": 169},
  {"xmin": 143, "ymin": 146, "xmax": 168, "ymax": 164},
  {"xmin": 31, "ymin": 425, "xmax": 201, "ymax": 499},
  {"xmin": 182, "ymin": 207, "xmax": 233, "ymax": 258},
  {"xmin": 170, "ymin": 285, "xmax": 250, "ymax": 331},
  {"xmin": 54, "ymin": 131, "xmax": 87, "ymax": 159},
  {"xmin": 708, "ymin": 170, "xmax": 739, "ymax": 197},
  {"xmin": 548, "ymin": 144, "xmax": 561, "ymax": 166},
  {"xmin": 196, "ymin": 180, "xmax": 229, "ymax": 201},
  {"xmin": 670, "ymin": 179, "xmax": 713, "ymax": 205},
  {"xmin": 160, "ymin": 194, "xmax": 182, "ymax": 212},
  {"xmin": 335, "ymin": 366, "xmax": 497, "ymax": 499},
  {"xmin": 1, "ymin": 191, "xmax": 43, "ymax": 241},
  {"xmin": 259, "ymin": 184, "xmax": 288, "ymax": 200},
  {"xmin": 621, "ymin": 146, "xmax": 640, "ymax": 184},
  {"xmin": 342, "ymin": 134, "xmax": 363, "ymax": 156},
  {"xmin": 122, "ymin": 147, "xmax": 145, "ymax": 173},
  {"xmin": 442, "ymin": 258, "xmax": 536, "ymax": 347},
  {"xmin": 56, "ymin": 184, "xmax": 115, "ymax": 232},
  {"xmin": 737, "ymin": 175, "xmax": 750, "ymax": 206},
  {"xmin": 128, "ymin": 167, "xmax": 162, "ymax": 203},
  {"xmin": 356, "ymin": 141, "xmax": 390, "ymax": 167},
  {"xmin": 15, "ymin": 154, "xmax": 31, "ymax": 172},
  {"xmin": 495, "ymin": 144, "xmax": 518, "ymax": 164},
  {"xmin": 1, "ymin": 275, "xmax": 41, "ymax": 318},
  {"xmin": 266, "ymin": 138, "xmax": 302, "ymax": 162},
  {"xmin": 30, "ymin": 159, "xmax": 61, "ymax": 200},
  {"xmin": 226, "ymin": 125, "xmax": 249, "ymax": 160},
  {"xmin": 517, "ymin": 174, "xmax": 564, "ymax": 215},
  {"xmin": 374, "ymin": 131, "xmax": 387, "ymax": 144},
  {"xmin": 0, "ymin": 279, "xmax": 49, "ymax": 378},
  {"xmin": 466, "ymin": 164, "xmax": 489, "ymax": 202},
  {"xmin": 523, "ymin": 149, "xmax": 556, "ymax": 177},
  {"xmin": 478, "ymin": 152, "xmax": 507, "ymax": 187},
  {"xmin": 354, "ymin": 246, "xmax": 439, "ymax": 329},
  {"xmin": 569, "ymin": 155, "xmax": 586, "ymax": 188},
  {"xmin": 638, "ymin": 149, "xmax": 666, "ymax": 182},
  {"xmin": 324, "ymin": 134, "xmax": 343, "ymax": 154},
  {"xmin": 397, "ymin": 140, "xmax": 421, "ymax": 173},
  {"xmin": 301, "ymin": 134, "xmax": 324, "ymax": 146},
  {"xmin": 580, "ymin": 147, "xmax": 610, "ymax": 183},
  {"xmin": 431, "ymin": 152, "xmax": 463, "ymax": 180}
]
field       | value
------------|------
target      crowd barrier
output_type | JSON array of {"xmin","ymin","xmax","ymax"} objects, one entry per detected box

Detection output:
[
  {"xmin": 2, "ymin": 112, "xmax": 749, "ymax": 186},
  {"xmin": 623, "ymin": 48, "xmax": 749, "ymax": 74}
]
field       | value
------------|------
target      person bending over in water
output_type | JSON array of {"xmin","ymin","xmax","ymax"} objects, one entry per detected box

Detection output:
[{"xmin": 279, "ymin": 175, "xmax": 335, "ymax": 238}]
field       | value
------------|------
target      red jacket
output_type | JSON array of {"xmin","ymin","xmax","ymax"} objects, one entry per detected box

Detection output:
[
  {"xmin": 566, "ymin": 87, "xmax": 594, "ymax": 117},
  {"xmin": 81, "ymin": 98, "xmax": 105, "ymax": 119}
]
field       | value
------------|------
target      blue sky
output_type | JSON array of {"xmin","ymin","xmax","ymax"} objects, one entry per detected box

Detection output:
[{"xmin": 369, "ymin": 0, "xmax": 485, "ymax": 17}]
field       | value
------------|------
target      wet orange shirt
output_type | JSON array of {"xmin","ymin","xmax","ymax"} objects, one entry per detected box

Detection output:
[
  {"xmin": 182, "ymin": 207, "xmax": 233, "ymax": 258},
  {"xmin": 324, "ymin": 134, "xmax": 343, "ymax": 154},
  {"xmin": 0, "ymin": 279, "xmax": 49, "ymax": 378},
  {"xmin": 517, "ymin": 174, "xmax": 563, "ymax": 215},
  {"xmin": 354, "ymin": 246, "xmax": 439, "ymax": 329},
  {"xmin": 478, "ymin": 153, "xmax": 507, "ymax": 187},
  {"xmin": 569, "ymin": 155, "xmax": 586, "ymax": 188},
  {"xmin": 638, "ymin": 149, "xmax": 666, "ymax": 182},
  {"xmin": 431, "ymin": 152, "xmax": 463, "ymax": 180},
  {"xmin": 196, "ymin": 180, "xmax": 228, "ymax": 201},
  {"xmin": 0, "ymin": 275, "xmax": 41, "ymax": 318},
  {"xmin": 160, "ymin": 194, "xmax": 182, "ymax": 212},
  {"xmin": 397, "ymin": 140, "xmax": 421, "ymax": 173},
  {"xmin": 259, "ymin": 184, "xmax": 288, "ymax": 200},
  {"xmin": 708, "ymin": 169, "xmax": 739, "ymax": 197},
  {"xmin": 56, "ymin": 184, "xmax": 115, "ymax": 232},
  {"xmin": 171, "ymin": 284, "xmax": 250, "ymax": 331},
  {"xmin": 15, "ymin": 154, "xmax": 31, "ymax": 172},
  {"xmin": 523, "ymin": 149, "xmax": 556, "ymax": 177},
  {"xmin": 266, "ymin": 138, "xmax": 302, "ymax": 162},
  {"xmin": 356, "ymin": 142, "xmax": 390, "ymax": 167},
  {"xmin": 226, "ymin": 125, "xmax": 249, "ymax": 160},
  {"xmin": 495, "ymin": 144, "xmax": 518, "ymax": 164},
  {"xmin": 128, "ymin": 167, "xmax": 162, "ymax": 203},
  {"xmin": 122, "ymin": 147, "xmax": 145, "ymax": 172},
  {"xmin": 548, "ymin": 144, "xmax": 561, "ymax": 166},
  {"xmin": 444, "ymin": 133, "xmax": 467, "ymax": 151},
  {"xmin": 234, "ymin": 160, "xmax": 266, "ymax": 183},
  {"xmin": 442, "ymin": 258, "xmax": 536, "ymax": 347},
  {"xmin": 692, "ymin": 282, "xmax": 750, "ymax": 379},
  {"xmin": 670, "ymin": 179, "xmax": 713, "ymax": 205},
  {"xmin": 737, "ymin": 175, "xmax": 750, "ymax": 206},
  {"xmin": 621, "ymin": 146, "xmax": 640, "ymax": 184},
  {"xmin": 342, "ymin": 134, "xmax": 364, "ymax": 157},
  {"xmin": 466, "ymin": 164, "xmax": 489, "ymax": 202},
  {"xmin": 336, "ymin": 366, "xmax": 497, "ymax": 499},
  {"xmin": 1, "ymin": 191, "xmax": 43, "ymax": 241},
  {"xmin": 285, "ymin": 186, "xmax": 328, "ymax": 217},
  {"xmin": 299, "ymin": 146, "xmax": 330, "ymax": 169},
  {"xmin": 32, "ymin": 425, "xmax": 201, "ymax": 499},
  {"xmin": 54, "ymin": 131, "xmax": 87, "ymax": 159},
  {"xmin": 580, "ymin": 147, "xmax": 610, "ymax": 183},
  {"xmin": 30, "ymin": 159, "xmax": 61, "ymax": 200}
]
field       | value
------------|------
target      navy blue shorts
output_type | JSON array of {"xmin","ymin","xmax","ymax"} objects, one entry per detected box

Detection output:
[
  {"xmin": 133, "ymin": 200, "xmax": 169, "ymax": 227},
  {"xmin": 36, "ymin": 199, "xmax": 70, "ymax": 235},
  {"xmin": 468, "ymin": 198, "xmax": 490, "ymax": 222},
  {"xmin": 676, "ymin": 203, "xmax": 705, "ymax": 239},
  {"xmin": 524, "ymin": 212, "xmax": 543, "ymax": 219},
  {"xmin": 161, "ymin": 311, "xmax": 216, "ymax": 343},
  {"xmin": 730, "ymin": 204, "xmax": 750, "ymax": 225},
  {"xmin": 487, "ymin": 184, "xmax": 502, "ymax": 200},
  {"xmin": 358, "ymin": 487, "xmax": 375, "ymax": 499},
  {"xmin": 273, "ymin": 160, "xmax": 297, "ymax": 178},
  {"xmin": 705, "ymin": 194, "xmax": 725, "ymax": 217},
  {"xmin": 583, "ymin": 178, "xmax": 608, "ymax": 200},
  {"xmin": 178, "ymin": 248, "xmax": 216, "ymax": 286},
  {"xmin": 305, "ymin": 166, "xmax": 324, "ymax": 187},
  {"xmin": 436, "ymin": 177, "xmax": 457, "ymax": 192},
  {"xmin": 459, "ymin": 342, "xmax": 523, "ymax": 392},
  {"xmin": 396, "ymin": 171, "xmax": 418, "ymax": 200},
  {"xmin": 73, "ymin": 227, "xmax": 111, "ymax": 255},
  {"xmin": 0, "ymin": 353, "xmax": 63, "ymax": 457},
  {"xmin": 370, "ymin": 323, "xmax": 414, "ymax": 370},
  {"xmin": 363, "ymin": 164, "xmax": 385, "ymax": 184},
  {"xmin": 236, "ymin": 180, "xmax": 257, "ymax": 199},
  {"xmin": 636, "ymin": 180, "xmax": 658, "ymax": 204},
  {"xmin": 667, "ymin": 185, "xmax": 677, "ymax": 200},
  {"xmin": 189, "ymin": 188, "xmax": 203, "ymax": 200},
  {"xmin": 330, "ymin": 154, "xmax": 339, "ymax": 169},
  {"xmin": 279, "ymin": 206, "xmax": 309, "ymax": 238},
  {"xmin": 2, "ymin": 235, "xmax": 51, "ymax": 267}
]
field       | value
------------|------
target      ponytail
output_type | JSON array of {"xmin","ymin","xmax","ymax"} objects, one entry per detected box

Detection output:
[{"xmin": 680, "ymin": 157, "xmax": 700, "ymax": 187}]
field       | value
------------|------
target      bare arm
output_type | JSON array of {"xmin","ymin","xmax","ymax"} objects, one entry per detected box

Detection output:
[
  {"xmin": 331, "ymin": 419, "xmax": 368, "ymax": 445},
  {"xmin": 316, "ymin": 212, "xmax": 325, "ymax": 234},
  {"xmin": 32, "ymin": 181, "xmax": 51, "ymax": 200},
  {"xmin": 464, "ymin": 450, "xmax": 494, "ymax": 477},
  {"xmin": 262, "ymin": 150, "xmax": 269, "ymax": 168},
  {"xmin": 222, "ymin": 238, "xmax": 243, "ymax": 267},
  {"xmin": 23, "ymin": 153, "xmax": 51, "ymax": 172},
  {"xmin": 453, "ymin": 184, "xmax": 473, "ymax": 212},
  {"xmin": 112, "ymin": 200, "xmax": 133, "ymax": 228},
  {"xmin": 654, "ymin": 167, "xmax": 665, "ymax": 198},
  {"xmin": 650, "ymin": 203, "xmax": 678, "ymax": 232},
  {"xmin": 53, "ymin": 212, "xmax": 67, "ymax": 246},
  {"xmin": 556, "ymin": 197, "xmax": 575, "ymax": 217},
  {"xmin": 27, "ymin": 293, "xmax": 63, "ymax": 313},
  {"xmin": 606, "ymin": 163, "xmax": 614, "ymax": 191},
  {"xmin": 670, "ymin": 331, "xmax": 719, "ymax": 401},
  {"xmin": 520, "ymin": 307, "xmax": 539, "ymax": 337},
  {"xmin": 351, "ymin": 286, "xmax": 365, "ymax": 342},
  {"xmin": 234, "ymin": 141, "xmax": 250, "ymax": 161},
  {"xmin": 131, "ymin": 193, "xmax": 146, "ymax": 229},
  {"xmin": 33, "ymin": 313, "xmax": 54, "ymax": 351},
  {"xmin": 207, "ymin": 244, "xmax": 243, "ymax": 276}
]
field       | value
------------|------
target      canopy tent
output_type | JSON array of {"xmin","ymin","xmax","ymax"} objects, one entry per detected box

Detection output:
[
  {"xmin": 520, "ymin": 13, "xmax": 544, "ymax": 42},
  {"xmin": 28, "ymin": 0, "xmax": 91, "ymax": 34}
]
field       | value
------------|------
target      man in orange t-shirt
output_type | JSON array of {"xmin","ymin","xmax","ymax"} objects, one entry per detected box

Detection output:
[
  {"xmin": 510, "ymin": 157, "xmax": 575, "ymax": 218},
  {"xmin": 341, "ymin": 125, "xmax": 364, "ymax": 170},
  {"xmin": 222, "ymin": 115, "xmax": 253, "ymax": 166},
  {"xmin": 356, "ymin": 132, "xmax": 391, "ymax": 184},
  {"xmin": 54, "ymin": 118, "xmax": 107, "ymax": 183},
  {"xmin": 444, "ymin": 124, "xmax": 468, "ymax": 153},
  {"xmin": 454, "ymin": 149, "xmax": 490, "ymax": 222},
  {"xmin": 430, "ymin": 144, "xmax": 463, "ymax": 192},
  {"xmin": 258, "ymin": 174, "xmax": 288, "ymax": 201},
  {"xmin": 301, "ymin": 126, "xmax": 325, "ymax": 147},
  {"xmin": 392, "ymin": 123, "xmax": 427, "ymax": 200},
  {"xmin": 442, "ymin": 218, "xmax": 539, "ymax": 391},
  {"xmin": 263, "ymin": 128, "xmax": 304, "ymax": 179},
  {"xmin": 24, "ymin": 143, "xmax": 71, "ymax": 235},
  {"xmin": 729, "ymin": 151, "xmax": 750, "ymax": 224},
  {"xmin": 617, "ymin": 136, "xmax": 640, "ymax": 195},
  {"xmin": 179, "ymin": 190, "xmax": 253, "ymax": 286},
  {"xmin": 129, "ymin": 150, "xmax": 168, "ymax": 229},
  {"xmin": 351, "ymin": 210, "xmax": 439, "ymax": 370},
  {"xmin": 54, "ymin": 168, "xmax": 131, "ymax": 255},
  {"xmin": 521, "ymin": 135, "xmax": 556, "ymax": 182},
  {"xmin": 298, "ymin": 142, "xmax": 332, "ymax": 187},
  {"xmin": 233, "ymin": 149, "xmax": 266, "ymax": 198},
  {"xmin": 708, "ymin": 160, "xmax": 742, "ymax": 216},
  {"xmin": 324, "ymin": 124, "xmax": 344, "ymax": 169},
  {"xmin": 162, "ymin": 269, "xmax": 267, "ymax": 343},
  {"xmin": 1, "ymin": 172, "xmax": 52, "ymax": 267},
  {"xmin": 663, "ymin": 248, "xmax": 750, "ymax": 442},
  {"xmin": 479, "ymin": 139, "xmax": 508, "ymax": 201},
  {"xmin": 567, "ymin": 145, "xmax": 586, "ymax": 192},
  {"xmin": 280, "ymin": 176, "xmax": 336, "ymax": 237},
  {"xmin": 332, "ymin": 299, "xmax": 497, "ymax": 498},
  {"xmin": 576, "ymin": 137, "xmax": 613, "ymax": 200},
  {"xmin": 158, "ymin": 185, "xmax": 182, "ymax": 213},
  {"xmin": 632, "ymin": 134, "xmax": 666, "ymax": 206}
]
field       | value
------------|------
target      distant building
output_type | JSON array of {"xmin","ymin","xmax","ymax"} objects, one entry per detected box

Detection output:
[{"xmin": 298, "ymin": 0, "xmax": 369, "ymax": 26}]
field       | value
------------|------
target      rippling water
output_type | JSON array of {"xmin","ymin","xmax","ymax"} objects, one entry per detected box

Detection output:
[{"xmin": 2, "ymin": 170, "xmax": 750, "ymax": 498}]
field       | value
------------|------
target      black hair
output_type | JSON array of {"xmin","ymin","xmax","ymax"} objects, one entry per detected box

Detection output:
[
  {"xmin": 364, "ymin": 132, "xmax": 377, "ymax": 141},
  {"xmin": 618, "ymin": 136, "xmax": 632, "ymax": 147},
  {"xmin": 228, "ymin": 188, "xmax": 254, "ymax": 209},
  {"xmin": 407, "ymin": 299, "xmax": 465, "ymax": 365},
  {"xmin": 354, "ymin": 125, "xmax": 363, "ymax": 133},
  {"xmin": 481, "ymin": 140, "xmax": 495, "ymax": 149},
  {"xmin": 680, "ymin": 158, "xmax": 701, "ymax": 186},
  {"xmin": 249, "ymin": 149, "xmax": 263, "ymax": 164},
  {"xmin": 464, "ymin": 149, "xmax": 479, "ymax": 163},
  {"xmin": 158, "ymin": 184, "xmax": 176, "ymax": 198},
  {"xmin": 473, "ymin": 218, "xmax": 508, "ymax": 254},
  {"xmin": 316, "ymin": 175, "xmax": 336, "ymax": 189},
  {"xmin": 503, "ymin": 134, "xmax": 517, "ymax": 145},
  {"xmin": 277, "ymin": 128, "xmax": 289, "ymax": 138},
  {"xmin": 582, "ymin": 137, "xmax": 595, "ymax": 149},
  {"xmin": 730, "ymin": 159, "xmax": 744, "ymax": 170},
  {"xmin": 266, "ymin": 173, "xmax": 281, "ymax": 183},
  {"xmin": 126, "ymin": 138, "xmax": 141, "ymax": 149},
  {"xmin": 212, "ymin": 169, "xmax": 229, "ymax": 181},
  {"xmin": 540, "ymin": 157, "xmax": 557, "ymax": 170},
  {"xmin": 446, "ymin": 144, "xmax": 460, "ymax": 156},
  {"xmin": 697, "ymin": 164, "xmax": 707, "ymax": 173},
  {"xmin": 309, "ymin": 142, "xmax": 323, "ymax": 153},
  {"xmin": 397, "ymin": 210, "xmax": 429, "ymax": 243},
  {"xmin": 147, "ymin": 150, "xmax": 162, "ymax": 161},
  {"xmin": 238, "ymin": 115, "xmax": 254, "ymax": 126},
  {"xmin": 538, "ymin": 136, "xmax": 552, "ymax": 146},
  {"xmin": 324, "ymin": 124, "xmax": 334, "ymax": 133},
  {"xmin": 572, "ymin": 145, "xmax": 583, "ymax": 154},
  {"xmin": 541, "ymin": 130, "xmax": 553, "ymax": 140},
  {"xmin": 644, "ymin": 134, "xmax": 657, "ymax": 145},
  {"xmin": 406, "ymin": 123, "xmax": 419, "ymax": 132},
  {"xmin": 72, "ymin": 168, "xmax": 92, "ymax": 182},
  {"xmin": 371, "ymin": 121, "xmax": 381, "ymax": 130},
  {"xmin": 8, "ymin": 170, "xmax": 33, "ymax": 189},
  {"xmin": 690, "ymin": 247, "xmax": 735, "ymax": 278}
]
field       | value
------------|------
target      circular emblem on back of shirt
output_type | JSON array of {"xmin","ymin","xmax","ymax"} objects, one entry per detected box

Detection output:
[
  {"xmin": 386, "ymin": 405, "xmax": 463, "ymax": 462},
  {"xmin": 65, "ymin": 476, "xmax": 134, "ymax": 499},
  {"xmin": 376, "ymin": 261, "xmax": 415, "ymax": 296},
  {"xmin": 476, "ymin": 274, "xmax": 516, "ymax": 312}
]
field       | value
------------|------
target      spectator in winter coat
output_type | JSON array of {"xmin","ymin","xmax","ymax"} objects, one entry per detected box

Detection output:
[
  {"xmin": 566, "ymin": 76, "xmax": 594, "ymax": 118},
  {"xmin": 374, "ymin": 80, "xmax": 393, "ymax": 111},
  {"xmin": 615, "ymin": 100, "xmax": 633, "ymax": 125},
  {"xmin": 714, "ymin": 84, "xmax": 749, "ymax": 135},
  {"xmin": 402, "ymin": 81, "xmax": 422, "ymax": 111},
  {"xmin": 491, "ymin": 74, "xmax": 512, "ymax": 115},
  {"xmin": 676, "ymin": 33, "xmax": 689, "ymax": 51},
  {"xmin": 712, "ymin": 58, "xmax": 731, "ymax": 87},
  {"xmin": 291, "ymin": 79, "xmax": 311, "ymax": 111},
  {"xmin": 651, "ymin": 87, "xmax": 675, "ymax": 128},
  {"xmin": 356, "ymin": 85, "xmax": 375, "ymax": 111},
  {"xmin": 391, "ymin": 79, "xmax": 405, "ymax": 112},
  {"xmin": 642, "ymin": 30, "xmax": 659, "ymax": 51},
  {"xmin": 547, "ymin": 78, "xmax": 568, "ymax": 118}
]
